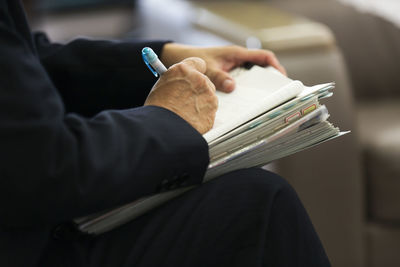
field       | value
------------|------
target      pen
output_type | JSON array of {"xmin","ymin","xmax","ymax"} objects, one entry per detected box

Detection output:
[{"xmin": 142, "ymin": 47, "xmax": 167, "ymax": 77}]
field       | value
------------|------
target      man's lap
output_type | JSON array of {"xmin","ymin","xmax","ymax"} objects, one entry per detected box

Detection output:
[{"xmin": 39, "ymin": 168, "xmax": 329, "ymax": 267}]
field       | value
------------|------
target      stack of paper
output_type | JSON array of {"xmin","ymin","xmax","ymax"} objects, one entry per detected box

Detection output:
[
  {"xmin": 204, "ymin": 66, "xmax": 346, "ymax": 180},
  {"xmin": 74, "ymin": 66, "xmax": 348, "ymax": 235}
]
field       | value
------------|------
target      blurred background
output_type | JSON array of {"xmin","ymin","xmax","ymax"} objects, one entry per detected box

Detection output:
[{"xmin": 24, "ymin": 0, "xmax": 400, "ymax": 266}]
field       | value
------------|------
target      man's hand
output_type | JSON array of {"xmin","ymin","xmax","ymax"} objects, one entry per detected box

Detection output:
[
  {"xmin": 144, "ymin": 57, "xmax": 218, "ymax": 135},
  {"xmin": 161, "ymin": 43, "xmax": 286, "ymax": 93}
]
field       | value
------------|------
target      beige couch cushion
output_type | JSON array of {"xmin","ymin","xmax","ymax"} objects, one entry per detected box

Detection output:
[{"xmin": 357, "ymin": 100, "xmax": 400, "ymax": 222}]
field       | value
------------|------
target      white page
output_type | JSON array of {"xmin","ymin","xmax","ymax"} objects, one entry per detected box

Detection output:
[
  {"xmin": 203, "ymin": 66, "xmax": 303, "ymax": 142},
  {"xmin": 234, "ymin": 65, "xmax": 293, "ymax": 89}
]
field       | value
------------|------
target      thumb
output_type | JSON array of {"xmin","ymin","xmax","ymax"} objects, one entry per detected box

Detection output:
[{"xmin": 206, "ymin": 68, "xmax": 235, "ymax": 93}]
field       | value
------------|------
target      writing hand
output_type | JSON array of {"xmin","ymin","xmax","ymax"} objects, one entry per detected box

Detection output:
[{"xmin": 144, "ymin": 57, "xmax": 218, "ymax": 134}]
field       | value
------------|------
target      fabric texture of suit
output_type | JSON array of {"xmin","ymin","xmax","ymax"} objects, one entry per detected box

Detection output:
[{"xmin": 0, "ymin": 1, "xmax": 331, "ymax": 266}]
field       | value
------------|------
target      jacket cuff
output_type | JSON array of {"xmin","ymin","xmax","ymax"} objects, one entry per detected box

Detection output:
[{"xmin": 123, "ymin": 105, "xmax": 209, "ymax": 192}]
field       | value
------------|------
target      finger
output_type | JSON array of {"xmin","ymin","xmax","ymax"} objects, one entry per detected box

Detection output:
[
  {"xmin": 181, "ymin": 57, "xmax": 207, "ymax": 74},
  {"xmin": 206, "ymin": 68, "xmax": 235, "ymax": 93},
  {"xmin": 237, "ymin": 48, "xmax": 287, "ymax": 75}
]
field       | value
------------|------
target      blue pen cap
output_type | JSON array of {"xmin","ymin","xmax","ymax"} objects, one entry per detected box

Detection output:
[
  {"xmin": 142, "ymin": 47, "xmax": 158, "ymax": 63},
  {"xmin": 142, "ymin": 47, "xmax": 159, "ymax": 77}
]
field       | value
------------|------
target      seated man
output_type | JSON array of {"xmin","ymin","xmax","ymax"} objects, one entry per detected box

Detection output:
[{"xmin": 0, "ymin": 0, "xmax": 330, "ymax": 266}]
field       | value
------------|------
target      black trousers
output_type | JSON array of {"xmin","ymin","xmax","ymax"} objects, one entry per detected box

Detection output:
[{"xmin": 39, "ymin": 168, "xmax": 331, "ymax": 267}]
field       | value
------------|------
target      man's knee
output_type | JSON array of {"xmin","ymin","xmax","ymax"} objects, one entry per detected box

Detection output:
[
  {"xmin": 208, "ymin": 168, "xmax": 294, "ymax": 203},
  {"xmin": 220, "ymin": 169, "xmax": 307, "ymax": 229},
  {"xmin": 218, "ymin": 168, "xmax": 290, "ymax": 189}
]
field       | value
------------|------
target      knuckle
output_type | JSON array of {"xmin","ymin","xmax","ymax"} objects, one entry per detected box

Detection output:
[
  {"xmin": 171, "ymin": 63, "xmax": 189, "ymax": 75},
  {"xmin": 191, "ymin": 56, "xmax": 205, "ymax": 65},
  {"xmin": 208, "ymin": 78, "xmax": 217, "ymax": 91},
  {"xmin": 192, "ymin": 73, "xmax": 209, "ymax": 90},
  {"xmin": 194, "ymin": 73, "xmax": 207, "ymax": 88},
  {"xmin": 184, "ymin": 57, "xmax": 206, "ymax": 70},
  {"xmin": 209, "ymin": 82, "xmax": 217, "ymax": 92}
]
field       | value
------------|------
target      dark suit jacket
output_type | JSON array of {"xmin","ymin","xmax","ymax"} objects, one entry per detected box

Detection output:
[{"xmin": 0, "ymin": 1, "xmax": 209, "ymax": 266}]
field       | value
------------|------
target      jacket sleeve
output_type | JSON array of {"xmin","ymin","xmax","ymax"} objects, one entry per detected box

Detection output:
[
  {"xmin": 0, "ymin": 22, "xmax": 209, "ymax": 228},
  {"xmin": 34, "ymin": 32, "xmax": 170, "ymax": 117}
]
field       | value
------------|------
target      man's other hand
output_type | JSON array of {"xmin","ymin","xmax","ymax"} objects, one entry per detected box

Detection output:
[
  {"xmin": 144, "ymin": 57, "xmax": 218, "ymax": 135},
  {"xmin": 161, "ymin": 43, "xmax": 286, "ymax": 93}
]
